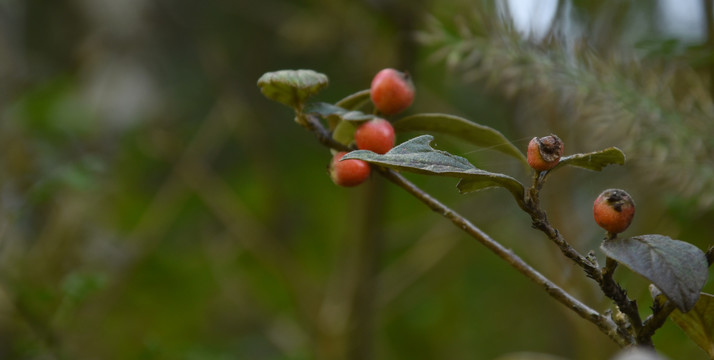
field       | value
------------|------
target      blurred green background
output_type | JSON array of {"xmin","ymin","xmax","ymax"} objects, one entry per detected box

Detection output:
[{"xmin": 1, "ymin": 0, "xmax": 713, "ymax": 359}]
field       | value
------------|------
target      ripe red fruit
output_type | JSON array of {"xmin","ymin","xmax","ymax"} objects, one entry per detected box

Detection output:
[
  {"xmin": 593, "ymin": 189, "xmax": 636, "ymax": 235},
  {"xmin": 370, "ymin": 68, "xmax": 415, "ymax": 115},
  {"xmin": 329, "ymin": 151, "xmax": 371, "ymax": 187},
  {"xmin": 355, "ymin": 118, "xmax": 395, "ymax": 154},
  {"xmin": 527, "ymin": 134, "xmax": 564, "ymax": 171}
]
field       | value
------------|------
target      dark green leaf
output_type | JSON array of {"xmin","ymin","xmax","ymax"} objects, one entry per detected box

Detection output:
[
  {"xmin": 392, "ymin": 113, "xmax": 527, "ymax": 165},
  {"xmin": 257, "ymin": 70, "xmax": 328, "ymax": 109},
  {"xmin": 304, "ymin": 102, "xmax": 373, "ymax": 122},
  {"xmin": 343, "ymin": 135, "xmax": 474, "ymax": 174},
  {"xmin": 554, "ymin": 147, "xmax": 625, "ymax": 171},
  {"xmin": 335, "ymin": 89, "xmax": 371, "ymax": 110},
  {"xmin": 343, "ymin": 135, "xmax": 525, "ymax": 205},
  {"xmin": 660, "ymin": 292, "xmax": 714, "ymax": 358},
  {"xmin": 601, "ymin": 234, "xmax": 708, "ymax": 312}
]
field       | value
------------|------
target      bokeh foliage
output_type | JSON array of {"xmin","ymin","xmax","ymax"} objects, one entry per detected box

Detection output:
[{"xmin": 0, "ymin": 0, "xmax": 713, "ymax": 359}]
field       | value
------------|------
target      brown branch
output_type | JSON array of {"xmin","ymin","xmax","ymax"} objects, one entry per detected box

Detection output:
[
  {"xmin": 377, "ymin": 167, "xmax": 631, "ymax": 346},
  {"xmin": 524, "ymin": 172, "xmax": 599, "ymax": 277},
  {"xmin": 601, "ymin": 256, "xmax": 644, "ymax": 342},
  {"xmin": 302, "ymin": 114, "xmax": 351, "ymax": 152},
  {"xmin": 524, "ymin": 171, "xmax": 645, "ymax": 344},
  {"xmin": 298, "ymin": 115, "xmax": 632, "ymax": 347},
  {"xmin": 640, "ymin": 298, "xmax": 676, "ymax": 345}
]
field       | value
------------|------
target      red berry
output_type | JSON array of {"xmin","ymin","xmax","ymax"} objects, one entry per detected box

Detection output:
[
  {"xmin": 593, "ymin": 189, "xmax": 635, "ymax": 235},
  {"xmin": 355, "ymin": 118, "xmax": 395, "ymax": 154},
  {"xmin": 370, "ymin": 68, "xmax": 415, "ymax": 115},
  {"xmin": 527, "ymin": 134, "xmax": 564, "ymax": 171},
  {"xmin": 329, "ymin": 151, "xmax": 371, "ymax": 187}
]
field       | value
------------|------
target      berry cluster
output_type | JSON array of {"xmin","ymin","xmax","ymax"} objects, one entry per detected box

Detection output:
[{"xmin": 330, "ymin": 68, "xmax": 414, "ymax": 187}]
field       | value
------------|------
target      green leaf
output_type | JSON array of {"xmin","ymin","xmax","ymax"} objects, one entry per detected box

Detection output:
[
  {"xmin": 257, "ymin": 70, "xmax": 328, "ymax": 109},
  {"xmin": 304, "ymin": 101, "xmax": 374, "ymax": 132},
  {"xmin": 335, "ymin": 89, "xmax": 371, "ymax": 110},
  {"xmin": 392, "ymin": 113, "xmax": 527, "ymax": 165},
  {"xmin": 303, "ymin": 102, "xmax": 373, "ymax": 122},
  {"xmin": 343, "ymin": 135, "xmax": 525, "ymax": 205},
  {"xmin": 332, "ymin": 119, "xmax": 358, "ymax": 146},
  {"xmin": 660, "ymin": 292, "xmax": 714, "ymax": 358},
  {"xmin": 554, "ymin": 147, "xmax": 626, "ymax": 171},
  {"xmin": 601, "ymin": 234, "xmax": 708, "ymax": 312}
]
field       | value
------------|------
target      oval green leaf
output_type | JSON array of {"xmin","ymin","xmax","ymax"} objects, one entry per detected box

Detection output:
[
  {"xmin": 392, "ymin": 113, "xmax": 527, "ymax": 165},
  {"xmin": 601, "ymin": 234, "xmax": 708, "ymax": 312},
  {"xmin": 343, "ymin": 135, "xmax": 525, "ymax": 206},
  {"xmin": 332, "ymin": 119, "xmax": 358, "ymax": 146},
  {"xmin": 658, "ymin": 292, "xmax": 714, "ymax": 358},
  {"xmin": 554, "ymin": 147, "xmax": 625, "ymax": 171},
  {"xmin": 335, "ymin": 89, "xmax": 371, "ymax": 110},
  {"xmin": 257, "ymin": 70, "xmax": 328, "ymax": 109}
]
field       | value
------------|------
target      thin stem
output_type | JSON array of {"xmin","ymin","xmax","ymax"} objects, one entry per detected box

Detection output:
[
  {"xmin": 706, "ymin": 246, "xmax": 714, "ymax": 265},
  {"xmin": 602, "ymin": 257, "xmax": 618, "ymax": 281},
  {"xmin": 524, "ymin": 171, "xmax": 599, "ymax": 277},
  {"xmin": 524, "ymin": 171, "xmax": 646, "ymax": 344},
  {"xmin": 640, "ymin": 300, "xmax": 676, "ymax": 344},
  {"xmin": 601, "ymin": 255, "xmax": 644, "ymax": 341},
  {"xmin": 377, "ymin": 168, "xmax": 631, "ymax": 347},
  {"xmin": 597, "ymin": 232, "xmax": 643, "ymax": 343},
  {"xmin": 302, "ymin": 114, "xmax": 352, "ymax": 152},
  {"xmin": 297, "ymin": 114, "xmax": 631, "ymax": 347}
]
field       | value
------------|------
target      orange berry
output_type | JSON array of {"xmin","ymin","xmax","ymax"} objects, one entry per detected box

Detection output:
[
  {"xmin": 593, "ymin": 189, "xmax": 636, "ymax": 235},
  {"xmin": 355, "ymin": 118, "xmax": 395, "ymax": 154},
  {"xmin": 329, "ymin": 151, "xmax": 371, "ymax": 187},
  {"xmin": 370, "ymin": 68, "xmax": 415, "ymax": 115},
  {"xmin": 527, "ymin": 135, "xmax": 564, "ymax": 171}
]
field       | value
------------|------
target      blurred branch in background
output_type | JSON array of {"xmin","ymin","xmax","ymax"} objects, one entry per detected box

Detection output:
[
  {"xmin": 418, "ymin": 5, "xmax": 714, "ymax": 210},
  {"xmin": 705, "ymin": 0, "xmax": 714, "ymax": 96}
]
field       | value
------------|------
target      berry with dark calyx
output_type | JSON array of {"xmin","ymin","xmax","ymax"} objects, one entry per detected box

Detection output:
[
  {"xmin": 527, "ymin": 134, "xmax": 564, "ymax": 171},
  {"xmin": 355, "ymin": 118, "xmax": 395, "ymax": 154},
  {"xmin": 370, "ymin": 68, "xmax": 415, "ymax": 115},
  {"xmin": 593, "ymin": 189, "xmax": 636, "ymax": 235},
  {"xmin": 329, "ymin": 151, "xmax": 371, "ymax": 187}
]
